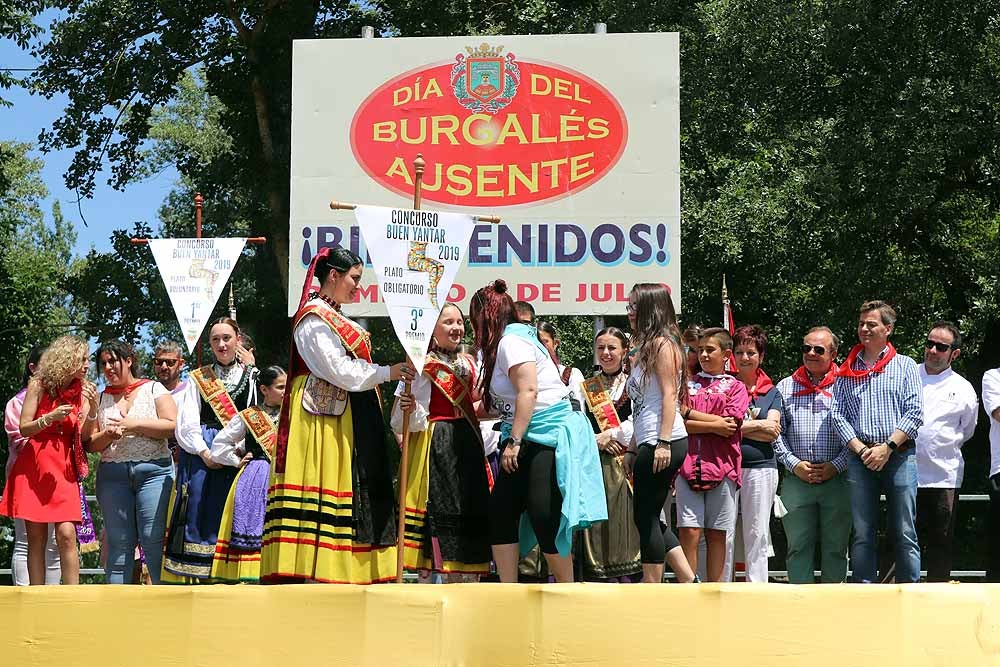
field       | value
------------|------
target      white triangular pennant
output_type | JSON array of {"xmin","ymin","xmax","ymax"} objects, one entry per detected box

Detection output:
[
  {"xmin": 354, "ymin": 205, "xmax": 475, "ymax": 375},
  {"xmin": 149, "ymin": 238, "xmax": 247, "ymax": 354}
]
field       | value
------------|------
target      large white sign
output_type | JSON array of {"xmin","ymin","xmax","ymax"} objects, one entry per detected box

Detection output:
[
  {"xmin": 149, "ymin": 238, "xmax": 247, "ymax": 353},
  {"xmin": 355, "ymin": 205, "xmax": 475, "ymax": 374},
  {"xmin": 289, "ymin": 32, "xmax": 680, "ymax": 316}
]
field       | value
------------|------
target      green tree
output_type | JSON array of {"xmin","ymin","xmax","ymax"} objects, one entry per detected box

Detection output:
[
  {"xmin": 0, "ymin": 141, "xmax": 84, "ymax": 581},
  {"xmin": 27, "ymin": 1, "xmax": 386, "ymax": 297}
]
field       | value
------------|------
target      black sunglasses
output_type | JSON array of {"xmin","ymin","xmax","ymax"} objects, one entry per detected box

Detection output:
[
  {"xmin": 801, "ymin": 345, "xmax": 827, "ymax": 355},
  {"xmin": 153, "ymin": 358, "xmax": 180, "ymax": 367},
  {"xmin": 925, "ymin": 340, "xmax": 955, "ymax": 353}
]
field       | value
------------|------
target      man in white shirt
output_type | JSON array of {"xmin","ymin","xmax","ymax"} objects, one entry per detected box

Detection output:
[
  {"xmin": 916, "ymin": 321, "xmax": 978, "ymax": 581},
  {"xmin": 982, "ymin": 360, "xmax": 1000, "ymax": 581}
]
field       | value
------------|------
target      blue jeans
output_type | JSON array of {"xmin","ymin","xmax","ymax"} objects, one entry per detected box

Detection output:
[
  {"xmin": 96, "ymin": 458, "xmax": 174, "ymax": 584},
  {"xmin": 846, "ymin": 450, "xmax": 919, "ymax": 583}
]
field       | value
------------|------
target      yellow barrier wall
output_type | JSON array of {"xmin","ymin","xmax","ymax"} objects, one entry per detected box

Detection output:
[{"xmin": 2, "ymin": 584, "xmax": 1000, "ymax": 666}]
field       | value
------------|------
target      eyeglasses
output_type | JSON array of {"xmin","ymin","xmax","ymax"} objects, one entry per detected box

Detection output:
[
  {"xmin": 153, "ymin": 358, "xmax": 180, "ymax": 367},
  {"xmin": 801, "ymin": 345, "xmax": 827, "ymax": 355},
  {"xmin": 925, "ymin": 340, "xmax": 955, "ymax": 353}
]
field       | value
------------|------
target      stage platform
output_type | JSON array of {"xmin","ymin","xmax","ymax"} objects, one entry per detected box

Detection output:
[{"xmin": 3, "ymin": 583, "xmax": 999, "ymax": 665}]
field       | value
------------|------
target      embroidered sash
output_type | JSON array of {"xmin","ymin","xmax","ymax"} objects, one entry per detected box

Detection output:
[
  {"xmin": 238, "ymin": 406, "xmax": 277, "ymax": 462},
  {"xmin": 293, "ymin": 303, "xmax": 373, "ymax": 363},
  {"xmin": 191, "ymin": 366, "xmax": 240, "ymax": 426},
  {"xmin": 423, "ymin": 355, "xmax": 478, "ymax": 430},
  {"xmin": 581, "ymin": 375, "xmax": 624, "ymax": 433}
]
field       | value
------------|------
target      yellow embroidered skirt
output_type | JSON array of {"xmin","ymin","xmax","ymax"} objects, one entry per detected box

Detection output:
[
  {"xmin": 402, "ymin": 419, "xmax": 491, "ymax": 575},
  {"xmin": 260, "ymin": 375, "xmax": 397, "ymax": 584}
]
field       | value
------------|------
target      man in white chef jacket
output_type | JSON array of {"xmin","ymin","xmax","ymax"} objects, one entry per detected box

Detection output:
[{"xmin": 916, "ymin": 321, "xmax": 978, "ymax": 582}]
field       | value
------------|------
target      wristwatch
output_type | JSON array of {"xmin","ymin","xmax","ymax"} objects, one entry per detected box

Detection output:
[
  {"xmin": 501, "ymin": 435, "xmax": 522, "ymax": 449},
  {"xmin": 886, "ymin": 439, "xmax": 899, "ymax": 451}
]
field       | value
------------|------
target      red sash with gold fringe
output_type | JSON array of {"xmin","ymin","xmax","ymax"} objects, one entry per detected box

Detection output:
[
  {"xmin": 239, "ymin": 406, "xmax": 277, "ymax": 462},
  {"xmin": 293, "ymin": 303, "xmax": 373, "ymax": 363},
  {"xmin": 423, "ymin": 355, "xmax": 478, "ymax": 433},
  {"xmin": 191, "ymin": 366, "xmax": 240, "ymax": 426},
  {"xmin": 581, "ymin": 375, "xmax": 624, "ymax": 432}
]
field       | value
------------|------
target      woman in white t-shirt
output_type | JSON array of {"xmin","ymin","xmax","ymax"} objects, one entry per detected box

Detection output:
[
  {"xmin": 85, "ymin": 340, "xmax": 177, "ymax": 584},
  {"xmin": 469, "ymin": 279, "xmax": 607, "ymax": 582}
]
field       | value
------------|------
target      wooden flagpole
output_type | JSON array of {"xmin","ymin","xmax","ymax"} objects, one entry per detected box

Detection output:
[
  {"xmin": 130, "ymin": 191, "xmax": 266, "ymax": 367},
  {"xmin": 392, "ymin": 154, "xmax": 425, "ymax": 583},
  {"xmin": 329, "ymin": 154, "xmax": 501, "ymax": 583}
]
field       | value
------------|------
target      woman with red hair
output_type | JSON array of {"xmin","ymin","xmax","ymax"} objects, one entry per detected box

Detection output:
[{"xmin": 469, "ymin": 279, "xmax": 606, "ymax": 582}]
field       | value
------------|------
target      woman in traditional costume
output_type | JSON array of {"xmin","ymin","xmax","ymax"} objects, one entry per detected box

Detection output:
[
  {"xmin": 576, "ymin": 327, "xmax": 642, "ymax": 581},
  {"xmin": 0, "ymin": 336, "xmax": 97, "ymax": 585},
  {"xmin": 470, "ymin": 279, "xmax": 606, "ymax": 583},
  {"xmin": 162, "ymin": 318, "xmax": 258, "ymax": 583},
  {"xmin": 260, "ymin": 247, "xmax": 414, "ymax": 584},
  {"xmin": 393, "ymin": 304, "xmax": 493, "ymax": 581},
  {"xmin": 209, "ymin": 365, "xmax": 286, "ymax": 583}
]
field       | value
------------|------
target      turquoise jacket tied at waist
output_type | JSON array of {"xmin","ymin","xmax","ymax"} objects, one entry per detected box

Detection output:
[{"xmin": 498, "ymin": 324, "xmax": 608, "ymax": 557}]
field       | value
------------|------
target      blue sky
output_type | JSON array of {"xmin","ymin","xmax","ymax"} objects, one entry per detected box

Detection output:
[{"xmin": 1, "ymin": 29, "xmax": 177, "ymax": 257}]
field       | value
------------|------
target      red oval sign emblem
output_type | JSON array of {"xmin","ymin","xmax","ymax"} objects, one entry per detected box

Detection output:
[{"xmin": 350, "ymin": 47, "xmax": 629, "ymax": 208}]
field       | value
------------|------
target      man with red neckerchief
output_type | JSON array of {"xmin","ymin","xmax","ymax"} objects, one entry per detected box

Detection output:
[
  {"xmin": 773, "ymin": 326, "xmax": 852, "ymax": 583},
  {"xmin": 832, "ymin": 300, "xmax": 923, "ymax": 583}
]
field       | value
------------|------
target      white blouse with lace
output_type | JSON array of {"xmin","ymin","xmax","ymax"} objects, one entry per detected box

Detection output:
[{"xmin": 97, "ymin": 381, "xmax": 173, "ymax": 463}]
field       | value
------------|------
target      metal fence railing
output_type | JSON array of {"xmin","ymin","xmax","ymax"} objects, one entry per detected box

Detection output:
[{"xmin": 1, "ymin": 494, "xmax": 993, "ymax": 581}]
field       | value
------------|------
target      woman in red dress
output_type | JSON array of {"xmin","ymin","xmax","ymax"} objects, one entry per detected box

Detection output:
[{"xmin": 0, "ymin": 336, "xmax": 96, "ymax": 584}]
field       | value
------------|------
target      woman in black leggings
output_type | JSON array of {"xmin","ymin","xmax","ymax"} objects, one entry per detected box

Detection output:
[
  {"xmin": 624, "ymin": 283, "xmax": 698, "ymax": 583},
  {"xmin": 471, "ymin": 280, "xmax": 607, "ymax": 582}
]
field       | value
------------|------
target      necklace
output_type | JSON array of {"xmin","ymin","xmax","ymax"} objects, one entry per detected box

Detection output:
[
  {"xmin": 596, "ymin": 370, "xmax": 630, "ymax": 412},
  {"xmin": 310, "ymin": 291, "xmax": 341, "ymax": 311}
]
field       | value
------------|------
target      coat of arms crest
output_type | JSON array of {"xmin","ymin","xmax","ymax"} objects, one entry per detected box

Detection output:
[{"xmin": 451, "ymin": 43, "xmax": 520, "ymax": 114}]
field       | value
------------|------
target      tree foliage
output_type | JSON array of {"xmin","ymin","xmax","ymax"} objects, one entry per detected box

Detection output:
[{"xmin": 0, "ymin": 141, "xmax": 81, "ymax": 476}]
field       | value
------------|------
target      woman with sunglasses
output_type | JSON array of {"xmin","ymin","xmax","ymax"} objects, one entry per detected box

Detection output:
[
  {"xmin": 732, "ymin": 325, "xmax": 783, "ymax": 582},
  {"xmin": 162, "ymin": 317, "xmax": 259, "ymax": 583},
  {"xmin": 84, "ymin": 340, "xmax": 177, "ymax": 584}
]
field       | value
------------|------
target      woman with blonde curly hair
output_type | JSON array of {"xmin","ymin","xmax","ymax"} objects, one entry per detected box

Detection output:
[{"xmin": 0, "ymin": 336, "xmax": 98, "ymax": 584}]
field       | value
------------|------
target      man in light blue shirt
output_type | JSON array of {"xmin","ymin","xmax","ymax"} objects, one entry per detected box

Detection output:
[
  {"xmin": 774, "ymin": 326, "xmax": 851, "ymax": 583},
  {"xmin": 832, "ymin": 300, "xmax": 923, "ymax": 583}
]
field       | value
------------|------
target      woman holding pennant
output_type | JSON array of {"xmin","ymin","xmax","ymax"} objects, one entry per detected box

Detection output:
[
  {"xmin": 162, "ymin": 317, "xmax": 258, "ymax": 583},
  {"xmin": 392, "ymin": 304, "xmax": 494, "ymax": 581},
  {"xmin": 208, "ymin": 365, "xmax": 286, "ymax": 583},
  {"xmin": 261, "ymin": 247, "xmax": 415, "ymax": 584},
  {"xmin": 470, "ymin": 279, "xmax": 606, "ymax": 583}
]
